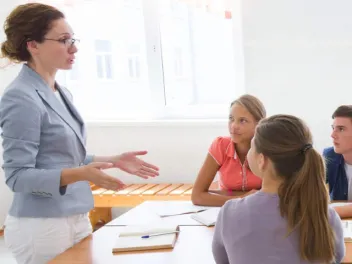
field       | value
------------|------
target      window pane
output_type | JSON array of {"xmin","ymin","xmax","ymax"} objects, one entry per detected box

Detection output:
[
  {"xmin": 96, "ymin": 55, "xmax": 104, "ymax": 79},
  {"xmin": 128, "ymin": 57, "xmax": 134, "ymax": 78},
  {"xmin": 135, "ymin": 58, "xmax": 140, "ymax": 78},
  {"xmin": 159, "ymin": 0, "xmax": 236, "ymax": 106},
  {"xmin": 94, "ymin": 39, "xmax": 112, "ymax": 53},
  {"xmin": 56, "ymin": 1, "xmax": 153, "ymax": 120},
  {"xmin": 104, "ymin": 54, "xmax": 113, "ymax": 79}
]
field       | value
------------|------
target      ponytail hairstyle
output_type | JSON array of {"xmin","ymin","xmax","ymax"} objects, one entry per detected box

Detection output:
[
  {"xmin": 254, "ymin": 114, "xmax": 335, "ymax": 263},
  {"xmin": 1, "ymin": 3, "xmax": 64, "ymax": 63}
]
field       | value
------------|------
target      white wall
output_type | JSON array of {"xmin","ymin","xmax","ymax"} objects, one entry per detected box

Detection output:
[
  {"xmin": 2, "ymin": 0, "xmax": 352, "ymax": 225},
  {"xmin": 0, "ymin": 0, "xmax": 21, "ymax": 228},
  {"xmin": 242, "ymin": 0, "xmax": 352, "ymax": 148}
]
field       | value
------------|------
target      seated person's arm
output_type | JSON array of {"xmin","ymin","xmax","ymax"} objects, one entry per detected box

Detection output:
[
  {"xmin": 191, "ymin": 154, "xmax": 252, "ymax": 206},
  {"xmin": 332, "ymin": 205, "xmax": 352, "ymax": 219}
]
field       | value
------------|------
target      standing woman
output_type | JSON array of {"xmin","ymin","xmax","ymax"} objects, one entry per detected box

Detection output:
[
  {"xmin": 191, "ymin": 94, "xmax": 266, "ymax": 206},
  {"xmin": 0, "ymin": 3, "xmax": 159, "ymax": 264}
]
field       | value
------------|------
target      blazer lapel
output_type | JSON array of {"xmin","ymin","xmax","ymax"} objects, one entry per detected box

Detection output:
[
  {"xmin": 36, "ymin": 89, "xmax": 86, "ymax": 148},
  {"xmin": 56, "ymin": 87, "xmax": 88, "ymax": 142},
  {"xmin": 21, "ymin": 65, "xmax": 86, "ymax": 148}
]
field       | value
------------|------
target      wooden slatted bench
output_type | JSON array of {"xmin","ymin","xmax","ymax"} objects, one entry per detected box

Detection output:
[{"xmin": 89, "ymin": 182, "xmax": 218, "ymax": 230}]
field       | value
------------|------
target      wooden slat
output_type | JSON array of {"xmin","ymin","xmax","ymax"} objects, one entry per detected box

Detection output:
[
  {"xmin": 142, "ymin": 184, "xmax": 171, "ymax": 195},
  {"xmin": 155, "ymin": 184, "xmax": 182, "ymax": 195},
  {"xmin": 183, "ymin": 188, "xmax": 193, "ymax": 195},
  {"xmin": 129, "ymin": 184, "xmax": 157, "ymax": 195},
  {"xmin": 101, "ymin": 184, "xmax": 132, "ymax": 195},
  {"xmin": 169, "ymin": 184, "xmax": 193, "ymax": 195},
  {"xmin": 114, "ymin": 184, "xmax": 146, "ymax": 195},
  {"xmin": 92, "ymin": 188, "xmax": 108, "ymax": 195}
]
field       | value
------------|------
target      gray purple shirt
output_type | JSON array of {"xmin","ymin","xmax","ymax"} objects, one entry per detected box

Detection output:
[{"xmin": 212, "ymin": 191, "xmax": 345, "ymax": 264}]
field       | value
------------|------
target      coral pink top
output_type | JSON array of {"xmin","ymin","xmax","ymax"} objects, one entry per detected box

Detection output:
[{"xmin": 208, "ymin": 136, "xmax": 262, "ymax": 191}]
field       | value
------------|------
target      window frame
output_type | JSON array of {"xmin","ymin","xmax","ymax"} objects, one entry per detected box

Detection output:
[
  {"xmin": 23, "ymin": 0, "xmax": 246, "ymax": 121},
  {"xmin": 142, "ymin": 0, "xmax": 246, "ymax": 120}
]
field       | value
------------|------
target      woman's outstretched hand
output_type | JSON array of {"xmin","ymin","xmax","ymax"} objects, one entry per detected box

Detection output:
[{"xmin": 110, "ymin": 151, "xmax": 159, "ymax": 179}]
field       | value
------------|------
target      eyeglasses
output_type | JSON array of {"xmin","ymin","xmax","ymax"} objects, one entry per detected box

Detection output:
[{"xmin": 44, "ymin": 38, "xmax": 80, "ymax": 48}]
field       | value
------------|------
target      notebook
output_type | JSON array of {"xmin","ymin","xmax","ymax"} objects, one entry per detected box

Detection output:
[
  {"xmin": 342, "ymin": 220, "xmax": 352, "ymax": 242},
  {"xmin": 191, "ymin": 207, "xmax": 221, "ymax": 227},
  {"xmin": 151, "ymin": 201, "xmax": 215, "ymax": 217},
  {"xmin": 112, "ymin": 224, "xmax": 180, "ymax": 253}
]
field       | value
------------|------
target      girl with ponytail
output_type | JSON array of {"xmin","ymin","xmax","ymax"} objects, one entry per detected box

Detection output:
[{"xmin": 212, "ymin": 114, "xmax": 345, "ymax": 264}]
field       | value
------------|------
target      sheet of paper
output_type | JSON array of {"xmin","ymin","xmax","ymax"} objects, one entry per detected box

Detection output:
[{"xmin": 151, "ymin": 201, "xmax": 218, "ymax": 217}]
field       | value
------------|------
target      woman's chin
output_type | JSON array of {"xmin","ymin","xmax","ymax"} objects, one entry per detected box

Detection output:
[
  {"xmin": 230, "ymin": 136, "xmax": 241, "ymax": 143},
  {"xmin": 58, "ymin": 64, "xmax": 73, "ymax": 71}
]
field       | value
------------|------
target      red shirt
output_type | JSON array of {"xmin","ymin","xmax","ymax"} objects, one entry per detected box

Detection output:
[{"xmin": 208, "ymin": 136, "xmax": 262, "ymax": 191}]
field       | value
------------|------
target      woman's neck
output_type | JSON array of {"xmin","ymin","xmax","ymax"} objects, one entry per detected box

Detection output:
[
  {"xmin": 27, "ymin": 61, "xmax": 57, "ymax": 91},
  {"xmin": 261, "ymin": 174, "xmax": 282, "ymax": 194},
  {"xmin": 235, "ymin": 141, "xmax": 250, "ymax": 164}
]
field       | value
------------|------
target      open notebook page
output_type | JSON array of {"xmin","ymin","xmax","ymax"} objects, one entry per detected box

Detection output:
[{"xmin": 151, "ymin": 201, "xmax": 218, "ymax": 217}]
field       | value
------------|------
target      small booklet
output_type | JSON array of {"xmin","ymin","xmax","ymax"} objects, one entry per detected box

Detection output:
[
  {"xmin": 342, "ymin": 220, "xmax": 352, "ymax": 242},
  {"xmin": 191, "ymin": 207, "xmax": 221, "ymax": 227},
  {"xmin": 112, "ymin": 224, "xmax": 180, "ymax": 253}
]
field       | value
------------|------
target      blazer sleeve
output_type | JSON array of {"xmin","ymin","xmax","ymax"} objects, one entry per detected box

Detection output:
[
  {"xmin": 0, "ymin": 89, "xmax": 66, "ymax": 197},
  {"xmin": 84, "ymin": 154, "xmax": 94, "ymax": 165}
]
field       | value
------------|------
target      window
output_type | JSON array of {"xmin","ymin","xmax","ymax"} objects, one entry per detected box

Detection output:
[
  {"xmin": 24, "ymin": 0, "xmax": 245, "ymax": 121},
  {"xmin": 95, "ymin": 40, "xmax": 113, "ymax": 80},
  {"xmin": 127, "ymin": 44, "xmax": 141, "ymax": 79},
  {"xmin": 174, "ymin": 47, "xmax": 183, "ymax": 78}
]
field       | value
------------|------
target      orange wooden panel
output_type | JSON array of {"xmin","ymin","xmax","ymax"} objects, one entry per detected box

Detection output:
[
  {"xmin": 102, "ymin": 184, "xmax": 132, "ymax": 195},
  {"xmin": 169, "ymin": 184, "xmax": 193, "ymax": 195},
  {"xmin": 114, "ymin": 184, "xmax": 146, "ymax": 195},
  {"xmin": 90, "ymin": 184, "xmax": 100, "ymax": 191},
  {"xmin": 155, "ymin": 184, "xmax": 182, "ymax": 195},
  {"xmin": 142, "ymin": 184, "xmax": 171, "ymax": 195},
  {"xmin": 183, "ymin": 188, "xmax": 193, "ymax": 195},
  {"xmin": 129, "ymin": 184, "xmax": 157, "ymax": 195},
  {"xmin": 92, "ymin": 188, "xmax": 108, "ymax": 195},
  {"xmin": 101, "ymin": 190, "xmax": 117, "ymax": 195}
]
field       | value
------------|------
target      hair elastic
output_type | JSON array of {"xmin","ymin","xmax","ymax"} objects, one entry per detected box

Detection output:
[{"xmin": 301, "ymin": 144, "xmax": 312, "ymax": 153}]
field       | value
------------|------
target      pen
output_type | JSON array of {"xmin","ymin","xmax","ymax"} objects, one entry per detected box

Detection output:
[{"xmin": 141, "ymin": 231, "xmax": 180, "ymax": 239}]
